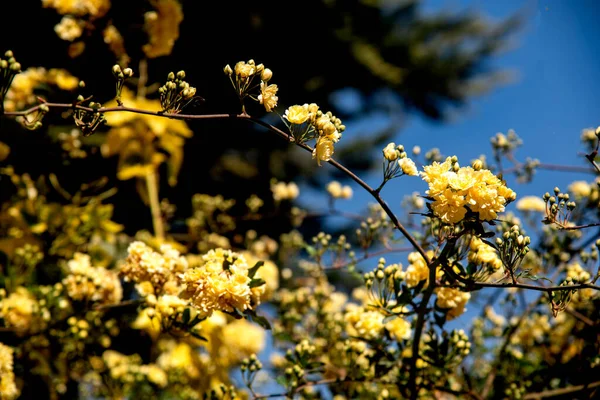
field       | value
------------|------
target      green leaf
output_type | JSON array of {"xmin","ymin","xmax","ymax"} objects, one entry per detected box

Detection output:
[
  {"xmin": 182, "ymin": 307, "xmax": 191, "ymax": 325},
  {"xmin": 190, "ymin": 331, "xmax": 208, "ymax": 341},
  {"xmin": 245, "ymin": 309, "xmax": 271, "ymax": 330},
  {"xmin": 248, "ymin": 261, "xmax": 264, "ymax": 279},
  {"xmin": 249, "ymin": 278, "xmax": 266, "ymax": 288}
]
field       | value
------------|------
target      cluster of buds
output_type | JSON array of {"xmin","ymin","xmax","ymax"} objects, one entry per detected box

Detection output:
[
  {"xmin": 240, "ymin": 353, "xmax": 263, "ymax": 390},
  {"xmin": 73, "ymin": 95, "xmax": 105, "ymax": 136},
  {"xmin": 224, "ymin": 59, "xmax": 276, "ymax": 113},
  {"xmin": 515, "ymin": 157, "xmax": 540, "ymax": 183},
  {"xmin": 490, "ymin": 128, "xmax": 522, "ymax": 155},
  {"xmin": 495, "ymin": 224, "xmax": 531, "ymax": 283},
  {"xmin": 158, "ymin": 70, "xmax": 199, "ymax": 114},
  {"xmin": 112, "ymin": 64, "xmax": 133, "ymax": 106},
  {"xmin": 381, "ymin": 143, "xmax": 418, "ymax": 186},
  {"xmin": 542, "ymin": 187, "xmax": 576, "ymax": 229},
  {"xmin": 281, "ymin": 339, "xmax": 317, "ymax": 390},
  {"xmin": 0, "ymin": 50, "xmax": 21, "ymax": 112},
  {"xmin": 363, "ymin": 258, "xmax": 404, "ymax": 310}
]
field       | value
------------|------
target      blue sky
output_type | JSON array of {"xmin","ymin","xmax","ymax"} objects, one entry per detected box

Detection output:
[{"xmin": 316, "ymin": 0, "xmax": 600, "ymax": 223}]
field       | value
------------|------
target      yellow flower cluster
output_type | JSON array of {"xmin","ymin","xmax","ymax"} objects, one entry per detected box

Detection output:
[
  {"xmin": 435, "ymin": 287, "xmax": 471, "ymax": 320},
  {"xmin": 225, "ymin": 59, "xmax": 277, "ymax": 112},
  {"xmin": 468, "ymin": 237, "xmax": 503, "ymax": 271},
  {"xmin": 271, "ymin": 180, "xmax": 300, "ymax": 201},
  {"xmin": 516, "ymin": 196, "xmax": 546, "ymax": 213},
  {"xmin": 0, "ymin": 343, "xmax": 18, "ymax": 400},
  {"xmin": 63, "ymin": 253, "xmax": 123, "ymax": 305},
  {"xmin": 4, "ymin": 67, "xmax": 79, "ymax": 111},
  {"xmin": 405, "ymin": 250, "xmax": 436, "ymax": 288},
  {"xmin": 565, "ymin": 262, "xmax": 591, "ymax": 283},
  {"xmin": 283, "ymin": 103, "xmax": 345, "ymax": 165},
  {"xmin": 0, "ymin": 287, "xmax": 48, "ymax": 335},
  {"xmin": 344, "ymin": 304, "xmax": 385, "ymax": 340},
  {"xmin": 344, "ymin": 304, "xmax": 411, "ymax": 341},
  {"xmin": 180, "ymin": 249, "xmax": 257, "ymax": 316},
  {"xmin": 421, "ymin": 157, "xmax": 516, "ymax": 224},
  {"xmin": 326, "ymin": 181, "xmax": 353, "ymax": 199},
  {"xmin": 121, "ymin": 241, "xmax": 188, "ymax": 294},
  {"xmin": 143, "ymin": 0, "xmax": 184, "ymax": 58},
  {"xmin": 54, "ymin": 16, "xmax": 84, "ymax": 41},
  {"xmin": 103, "ymin": 350, "xmax": 168, "ymax": 388},
  {"xmin": 509, "ymin": 314, "xmax": 550, "ymax": 347},
  {"xmin": 42, "ymin": 0, "xmax": 110, "ymax": 17}
]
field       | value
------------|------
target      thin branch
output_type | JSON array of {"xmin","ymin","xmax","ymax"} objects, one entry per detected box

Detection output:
[{"xmin": 523, "ymin": 380, "xmax": 600, "ymax": 399}]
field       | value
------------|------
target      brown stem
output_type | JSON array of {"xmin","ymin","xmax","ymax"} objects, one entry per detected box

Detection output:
[{"xmin": 523, "ymin": 380, "xmax": 600, "ymax": 399}]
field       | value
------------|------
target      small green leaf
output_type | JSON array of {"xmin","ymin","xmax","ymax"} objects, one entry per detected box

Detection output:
[
  {"xmin": 248, "ymin": 261, "xmax": 264, "ymax": 279},
  {"xmin": 249, "ymin": 278, "xmax": 266, "ymax": 288},
  {"xmin": 182, "ymin": 307, "xmax": 191, "ymax": 324}
]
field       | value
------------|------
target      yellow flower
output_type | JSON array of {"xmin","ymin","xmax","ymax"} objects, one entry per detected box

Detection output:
[
  {"xmin": 0, "ymin": 287, "xmax": 46, "ymax": 335},
  {"xmin": 0, "ymin": 343, "xmax": 18, "ymax": 400},
  {"xmin": 54, "ymin": 16, "xmax": 84, "ymax": 41},
  {"xmin": 385, "ymin": 316, "xmax": 411, "ymax": 341},
  {"xmin": 326, "ymin": 181, "xmax": 353, "ymax": 199},
  {"xmin": 142, "ymin": 0, "xmax": 184, "ymax": 58},
  {"xmin": 132, "ymin": 308, "xmax": 162, "ymax": 340},
  {"xmin": 398, "ymin": 157, "xmax": 418, "ymax": 176},
  {"xmin": 435, "ymin": 287, "xmax": 470, "ymax": 320},
  {"xmin": 569, "ymin": 180, "xmax": 592, "ymax": 199},
  {"xmin": 63, "ymin": 252, "xmax": 123, "ymax": 305},
  {"xmin": 516, "ymin": 196, "xmax": 546, "ymax": 212},
  {"xmin": 271, "ymin": 181, "xmax": 299, "ymax": 201},
  {"xmin": 234, "ymin": 61, "xmax": 256, "ymax": 79},
  {"xmin": 383, "ymin": 142, "xmax": 398, "ymax": 161},
  {"xmin": 312, "ymin": 136, "xmax": 334, "ymax": 166},
  {"xmin": 181, "ymin": 249, "xmax": 254, "ymax": 316},
  {"xmin": 284, "ymin": 105, "xmax": 310, "ymax": 124},
  {"xmin": 42, "ymin": 0, "xmax": 111, "ymax": 18},
  {"xmin": 258, "ymin": 81, "xmax": 278, "ymax": 112},
  {"xmin": 344, "ymin": 305, "xmax": 385, "ymax": 340}
]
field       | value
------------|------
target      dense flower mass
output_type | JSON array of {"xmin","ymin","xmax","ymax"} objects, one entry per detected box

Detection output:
[
  {"xmin": 121, "ymin": 241, "xmax": 188, "ymax": 293},
  {"xmin": 435, "ymin": 287, "xmax": 471, "ymax": 320},
  {"xmin": 421, "ymin": 157, "xmax": 516, "ymax": 224},
  {"xmin": 180, "ymin": 249, "xmax": 257, "ymax": 316},
  {"xmin": 0, "ymin": 343, "xmax": 18, "ymax": 400},
  {"xmin": 63, "ymin": 253, "xmax": 123, "ymax": 304}
]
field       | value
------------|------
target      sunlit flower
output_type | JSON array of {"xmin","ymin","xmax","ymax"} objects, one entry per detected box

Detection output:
[
  {"xmin": 0, "ymin": 343, "xmax": 18, "ymax": 400},
  {"xmin": 284, "ymin": 105, "xmax": 310, "ymax": 124},
  {"xmin": 435, "ymin": 287, "xmax": 471, "ymax": 320},
  {"xmin": 516, "ymin": 196, "xmax": 546, "ymax": 212},
  {"xmin": 312, "ymin": 136, "xmax": 334, "ymax": 166},
  {"xmin": 398, "ymin": 157, "xmax": 418, "ymax": 176},
  {"xmin": 54, "ymin": 16, "xmax": 84, "ymax": 41},
  {"xmin": 258, "ymin": 81, "xmax": 278, "ymax": 112}
]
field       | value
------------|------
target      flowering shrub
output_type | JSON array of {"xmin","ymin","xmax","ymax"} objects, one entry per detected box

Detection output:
[{"xmin": 0, "ymin": 2, "xmax": 599, "ymax": 400}]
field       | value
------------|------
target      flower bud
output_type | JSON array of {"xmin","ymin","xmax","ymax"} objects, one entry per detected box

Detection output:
[
  {"xmin": 10, "ymin": 62, "xmax": 21, "ymax": 72},
  {"xmin": 223, "ymin": 64, "xmax": 233, "ymax": 76},
  {"xmin": 167, "ymin": 72, "xmax": 175, "ymax": 81},
  {"xmin": 123, "ymin": 68, "xmax": 133, "ymax": 78},
  {"xmin": 261, "ymin": 68, "xmax": 273, "ymax": 81},
  {"xmin": 176, "ymin": 70, "xmax": 186, "ymax": 80},
  {"xmin": 112, "ymin": 65, "xmax": 121, "ymax": 76}
]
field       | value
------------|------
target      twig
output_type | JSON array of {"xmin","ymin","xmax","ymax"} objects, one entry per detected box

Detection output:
[{"xmin": 523, "ymin": 380, "xmax": 600, "ymax": 399}]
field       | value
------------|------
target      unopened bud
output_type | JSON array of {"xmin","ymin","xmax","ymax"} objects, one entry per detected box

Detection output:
[
  {"xmin": 224, "ymin": 64, "xmax": 233, "ymax": 76},
  {"xmin": 176, "ymin": 70, "xmax": 186, "ymax": 80},
  {"xmin": 123, "ymin": 68, "xmax": 133, "ymax": 78},
  {"xmin": 112, "ymin": 65, "xmax": 121, "ymax": 76},
  {"xmin": 261, "ymin": 68, "xmax": 273, "ymax": 82}
]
